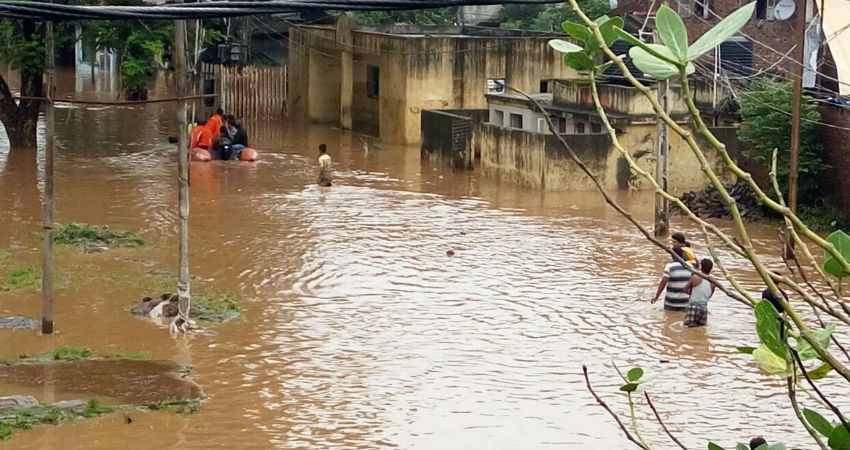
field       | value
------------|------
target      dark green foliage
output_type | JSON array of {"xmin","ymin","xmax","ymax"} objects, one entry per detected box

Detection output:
[
  {"xmin": 54, "ymin": 223, "xmax": 146, "ymax": 249},
  {"xmin": 0, "ymin": 266, "xmax": 40, "ymax": 291},
  {"xmin": 738, "ymin": 78, "xmax": 825, "ymax": 202},
  {"xmin": 192, "ymin": 291, "xmax": 241, "ymax": 323},
  {"xmin": 351, "ymin": 8, "xmax": 458, "ymax": 26},
  {"xmin": 43, "ymin": 346, "xmax": 92, "ymax": 361},
  {"xmin": 498, "ymin": 0, "xmax": 610, "ymax": 31}
]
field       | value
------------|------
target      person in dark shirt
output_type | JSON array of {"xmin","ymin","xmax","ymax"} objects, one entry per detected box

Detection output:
[
  {"xmin": 215, "ymin": 126, "xmax": 233, "ymax": 160},
  {"xmin": 231, "ymin": 121, "xmax": 248, "ymax": 149}
]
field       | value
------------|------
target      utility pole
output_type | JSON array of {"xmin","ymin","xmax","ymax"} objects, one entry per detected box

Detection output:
[
  {"xmin": 786, "ymin": 0, "xmax": 809, "ymax": 257},
  {"xmin": 174, "ymin": 8, "xmax": 192, "ymax": 330},
  {"xmin": 42, "ymin": 19, "xmax": 55, "ymax": 335},
  {"xmin": 654, "ymin": 78, "xmax": 670, "ymax": 238}
]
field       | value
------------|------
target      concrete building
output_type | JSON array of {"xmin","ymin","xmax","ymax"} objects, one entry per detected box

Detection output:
[
  {"xmin": 422, "ymin": 78, "xmax": 737, "ymax": 191},
  {"xmin": 288, "ymin": 14, "xmax": 579, "ymax": 144}
]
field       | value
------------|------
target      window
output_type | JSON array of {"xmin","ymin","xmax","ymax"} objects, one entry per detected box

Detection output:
[
  {"xmin": 575, "ymin": 122, "xmax": 585, "ymax": 134},
  {"xmin": 693, "ymin": 0, "xmax": 711, "ymax": 18},
  {"xmin": 487, "ymin": 78, "xmax": 506, "ymax": 94},
  {"xmin": 367, "ymin": 66, "xmax": 379, "ymax": 98},
  {"xmin": 537, "ymin": 118, "xmax": 547, "ymax": 132},
  {"xmin": 591, "ymin": 123, "xmax": 602, "ymax": 133},
  {"xmin": 540, "ymin": 80, "xmax": 549, "ymax": 93},
  {"xmin": 755, "ymin": 0, "xmax": 777, "ymax": 20},
  {"xmin": 509, "ymin": 113, "xmax": 523, "ymax": 129},
  {"xmin": 493, "ymin": 109, "xmax": 505, "ymax": 126},
  {"xmin": 558, "ymin": 118, "xmax": 567, "ymax": 134}
]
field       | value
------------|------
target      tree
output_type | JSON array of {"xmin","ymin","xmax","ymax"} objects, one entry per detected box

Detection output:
[
  {"xmin": 738, "ymin": 78, "xmax": 824, "ymax": 202},
  {"xmin": 498, "ymin": 0, "xmax": 610, "ymax": 31},
  {"xmin": 350, "ymin": 8, "xmax": 458, "ymax": 26}
]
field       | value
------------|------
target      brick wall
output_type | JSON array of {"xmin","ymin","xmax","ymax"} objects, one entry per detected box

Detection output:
[
  {"xmin": 820, "ymin": 104, "xmax": 850, "ymax": 213},
  {"xmin": 614, "ymin": 0, "xmax": 802, "ymax": 76}
]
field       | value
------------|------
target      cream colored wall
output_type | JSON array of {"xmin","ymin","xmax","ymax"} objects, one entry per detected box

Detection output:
[{"xmin": 474, "ymin": 121, "xmax": 735, "ymax": 192}]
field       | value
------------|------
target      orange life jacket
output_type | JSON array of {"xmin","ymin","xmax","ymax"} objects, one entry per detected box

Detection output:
[{"xmin": 190, "ymin": 125, "xmax": 213, "ymax": 149}]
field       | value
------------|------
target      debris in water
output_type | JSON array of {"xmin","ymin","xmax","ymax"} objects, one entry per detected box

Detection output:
[
  {"xmin": 0, "ymin": 316, "xmax": 39, "ymax": 330},
  {"xmin": 446, "ymin": 250, "xmax": 455, "ymax": 257},
  {"xmin": 129, "ymin": 291, "xmax": 240, "ymax": 323}
]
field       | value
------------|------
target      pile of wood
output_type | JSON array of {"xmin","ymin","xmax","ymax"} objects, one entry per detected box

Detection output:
[{"xmin": 675, "ymin": 180, "xmax": 763, "ymax": 220}]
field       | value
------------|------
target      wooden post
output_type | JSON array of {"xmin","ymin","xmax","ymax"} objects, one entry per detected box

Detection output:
[
  {"xmin": 41, "ymin": 19, "xmax": 56, "ymax": 335},
  {"xmin": 654, "ymin": 79, "xmax": 670, "ymax": 238},
  {"xmin": 174, "ymin": 14, "xmax": 192, "ymax": 328},
  {"xmin": 786, "ymin": 0, "xmax": 808, "ymax": 258}
]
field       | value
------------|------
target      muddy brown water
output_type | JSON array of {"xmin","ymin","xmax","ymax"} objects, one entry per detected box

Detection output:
[{"xmin": 0, "ymin": 68, "xmax": 845, "ymax": 449}]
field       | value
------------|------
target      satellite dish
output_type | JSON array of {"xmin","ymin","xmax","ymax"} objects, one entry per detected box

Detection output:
[{"xmin": 774, "ymin": 0, "xmax": 796, "ymax": 21}]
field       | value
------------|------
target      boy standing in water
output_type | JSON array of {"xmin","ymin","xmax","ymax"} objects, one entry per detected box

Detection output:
[
  {"xmin": 683, "ymin": 258, "xmax": 716, "ymax": 327},
  {"xmin": 651, "ymin": 246, "xmax": 692, "ymax": 311},
  {"xmin": 317, "ymin": 144, "xmax": 332, "ymax": 186}
]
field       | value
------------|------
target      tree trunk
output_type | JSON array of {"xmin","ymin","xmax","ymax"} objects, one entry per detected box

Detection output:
[{"xmin": 5, "ymin": 112, "xmax": 39, "ymax": 150}]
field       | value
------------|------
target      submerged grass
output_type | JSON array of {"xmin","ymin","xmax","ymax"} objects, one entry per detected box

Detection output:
[
  {"xmin": 0, "ymin": 266, "xmax": 40, "ymax": 291},
  {"xmin": 0, "ymin": 250, "xmax": 8, "ymax": 265},
  {"xmin": 0, "ymin": 399, "xmax": 116, "ymax": 440},
  {"xmin": 42, "ymin": 346, "xmax": 92, "ymax": 361},
  {"xmin": 110, "ymin": 352, "xmax": 150, "ymax": 361},
  {"xmin": 53, "ymin": 223, "xmax": 146, "ymax": 249},
  {"xmin": 147, "ymin": 397, "xmax": 201, "ymax": 414},
  {"xmin": 192, "ymin": 291, "xmax": 240, "ymax": 323}
]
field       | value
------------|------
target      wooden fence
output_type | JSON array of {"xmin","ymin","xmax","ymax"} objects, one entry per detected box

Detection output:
[{"xmin": 216, "ymin": 65, "xmax": 287, "ymax": 120}]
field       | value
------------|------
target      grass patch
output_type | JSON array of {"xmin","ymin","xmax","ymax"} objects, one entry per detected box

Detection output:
[
  {"xmin": 110, "ymin": 352, "xmax": 150, "ymax": 361},
  {"xmin": 0, "ymin": 250, "xmax": 8, "ymax": 266},
  {"xmin": 0, "ymin": 402, "xmax": 91, "ymax": 440},
  {"xmin": 54, "ymin": 223, "xmax": 146, "ymax": 249},
  {"xmin": 147, "ymin": 397, "xmax": 201, "ymax": 414},
  {"xmin": 83, "ymin": 399, "xmax": 116, "ymax": 418},
  {"xmin": 0, "ymin": 266, "xmax": 40, "ymax": 292},
  {"xmin": 42, "ymin": 346, "xmax": 92, "ymax": 361},
  {"xmin": 192, "ymin": 291, "xmax": 240, "ymax": 323}
]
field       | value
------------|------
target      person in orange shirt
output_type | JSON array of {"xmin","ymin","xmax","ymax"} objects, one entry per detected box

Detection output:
[
  {"xmin": 205, "ymin": 107, "xmax": 224, "ymax": 141},
  {"xmin": 190, "ymin": 120, "xmax": 214, "ymax": 149}
]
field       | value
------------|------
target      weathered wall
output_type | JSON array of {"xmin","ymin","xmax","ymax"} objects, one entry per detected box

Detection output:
[{"xmin": 474, "ymin": 121, "xmax": 736, "ymax": 192}]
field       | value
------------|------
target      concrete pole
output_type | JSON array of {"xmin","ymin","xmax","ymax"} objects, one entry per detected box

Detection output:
[
  {"xmin": 654, "ymin": 79, "xmax": 670, "ymax": 238},
  {"xmin": 340, "ymin": 46, "xmax": 353, "ymax": 130},
  {"xmin": 42, "ymin": 20, "xmax": 56, "ymax": 335},
  {"xmin": 175, "ymin": 13, "xmax": 192, "ymax": 326}
]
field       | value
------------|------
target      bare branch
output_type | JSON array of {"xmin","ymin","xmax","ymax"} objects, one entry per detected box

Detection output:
[
  {"xmin": 643, "ymin": 392, "xmax": 687, "ymax": 450},
  {"xmin": 582, "ymin": 365, "xmax": 651, "ymax": 450}
]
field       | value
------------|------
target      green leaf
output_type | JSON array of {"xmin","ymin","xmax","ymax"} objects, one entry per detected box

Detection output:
[
  {"xmin": 549, "ymin": 39, "xmax": 583, "ymax": 54},
  {"xmin": 808, "ymin": 363, "xmax": 834, "ymax": 380},
  {"xmin": 795, "ymin": 323, "xmax": 836, "ymax": 361},
  {"xmin": 804, "ymin": 408, "xmax": 834, "ymax": 438},
  {"xmin": 765, "ymin": 444, "xmax": 786, "ymax": 450},
  {"xmin": 655, "ymin": 5, "xmax": 689, "ymax": 61},
  {"xmin": 619, "ymin": 383, "xmax": 638, "ymax": 392},
  {"xmin": 737, "ymin": 346, "xmax": 756, "ymax": 354},
  {"xmin": 615, "ymin": 27, "xmax": 678, "ymax": 65},
  {"xmin": 561, "ymin": 21, "xmax": 591, "ymax": 43},
  {"xmin": 629, "ymin": 45, "xmax": 679, "ymax": 79},
  {"xmin": 564, "ymin": 52, "xmax": 595, "ymax": 71},
  {"xmin": 598, "ymin": 16, "xmax": 625, "ymax": 47},
  {"xmin": 708, "ymin": 442, "xmax": 726, "ymax": 450},
  {"xmin": 752, "ymin": 345, "xmax": 792, "ymax": 377},
  {"xmin": 626, "ymin": 367, "xmax": 643, "ymax": 382},
  {"xmin": 688, "ymin": 2, "xmax": 757, "ymax": 60},
  {"xmin": 823, "ymin": 230, "xmax": 850, "ymax": 278},
  {"xmin": 595, "ymin": 60, "xmax": 615, "ymax": 75},
  {"xmin": 829, "ymin": 424, "xmax": 850, "ymax": 450},
  {"xmin": 736, "ymin": 444, "xmax": 749, "ymax": 450},
  {"xmin": 755, "ymin": 300, "xmax": 788, "ymax": 360}
]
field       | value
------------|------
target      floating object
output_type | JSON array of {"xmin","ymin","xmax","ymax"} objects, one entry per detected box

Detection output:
[
  {"xmin": 446, "ymin": 250, "xmax": 455, "ymax": 257},
  {"xmin": 239, "ymin": 148, "xmax": 259, "ymax": 162},
  {"xmin": 191, "ymin": 148, "xmax": 212, "ymax": 162}
]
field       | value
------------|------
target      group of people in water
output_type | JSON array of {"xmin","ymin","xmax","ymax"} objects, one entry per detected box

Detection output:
[
  {"xmin": 190, "ymin": 107, "xmax": 249, "ymax": 161},
  {"xmin": 650, "ymin": 231, "xmax": 787, "ymax": 328}
]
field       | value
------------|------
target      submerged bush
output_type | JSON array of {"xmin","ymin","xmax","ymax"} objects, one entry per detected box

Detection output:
[
  {"xmin": 192, "ymin": 291, "xmax": 240, "ymax": 323},
  {"xmin": 0, "ymin": 266, "xmax": 40, "ymax": 291},
  {"xmin": 54, "ymin": 223, "xmax": 146, "ymax": 249},
  {"xmin": 42, "ymin": 346, "xmax": 92, "ymax": 361}
]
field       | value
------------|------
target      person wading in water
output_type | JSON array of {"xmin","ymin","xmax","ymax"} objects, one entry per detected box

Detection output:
[
  {"xmin": 317, "ymin": 144, "xmax": 332, "ymax": 186},
  {"xmin": 650, "ymin": 246, "xmax": 692, "ymax": 312}
]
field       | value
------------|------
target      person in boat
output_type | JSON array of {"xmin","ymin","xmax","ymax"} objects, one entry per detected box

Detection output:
[
  {"xmin": 214, "ymin": 126, "xmax": 234, "ymax": 160},
  {"xmin": 317, "ymin": 144, "xmax": 332, "ymax": 186},
  {"xmin": 671, "ymin": 232, "xmax": 698, "ymax": 268},
  {"xmin": 205, "ymin": 107, "xmax": 224, "ymax": 141},
  {"xmin": 231, "ymin": 121, "xmax": 248, "ymax": 152},
  {"xmin": 190, "ymin": 119, "xmax": 213, "ymax": 149}
]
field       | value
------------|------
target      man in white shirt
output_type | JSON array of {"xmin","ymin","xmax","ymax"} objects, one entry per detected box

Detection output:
[{"xmin": 317, "ymin": 144, "xmax": 332, "ymax": 186}]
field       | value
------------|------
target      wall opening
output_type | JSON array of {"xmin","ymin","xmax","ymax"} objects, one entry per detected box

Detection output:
[
  {"xmin": 367, "ymin": 65, "xmax": 379, "ymax": 98},
  {"xmin": 493, "ymin": 109, "xmax": 505, "ymax": 126}
]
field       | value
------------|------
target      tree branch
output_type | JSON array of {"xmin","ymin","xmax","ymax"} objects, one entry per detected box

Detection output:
[
  {"xmin": 643, "ymin": 392, "xmax": 687, "ymax": 450},
  {"xmin": 582, "ymin": 365, "xmax": 651, "ymax": 450}
]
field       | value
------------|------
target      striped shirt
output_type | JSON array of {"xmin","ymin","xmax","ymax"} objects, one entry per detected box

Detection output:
[{"xmin": 664, "ymin": 262, "xmax": 691, "ymax": 311}]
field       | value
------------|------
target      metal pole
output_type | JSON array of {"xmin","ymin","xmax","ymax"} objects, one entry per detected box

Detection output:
[
  {"xmin": 175, "ymin": 13, "xmax": 192, "ymax": 328},
  {"xmin": 42, "ymin": 19, "xmax": 55, "ymax": 335},
  {"xmin": 654, "ymin": 82, "xmax": 670, "ymax": 237},
  {"xmin": 786, "ymin": 0, "xmax": 808, "ymax": 258}
]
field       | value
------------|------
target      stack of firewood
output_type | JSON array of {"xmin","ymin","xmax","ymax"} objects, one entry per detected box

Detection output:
[{"xmin": 676, "ymin": 180, "xmax": 762, "ymax": 220}]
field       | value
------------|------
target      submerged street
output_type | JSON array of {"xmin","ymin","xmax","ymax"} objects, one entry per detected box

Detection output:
[{"xmin": 0, "ymin": 69, "xmax": 838, "ymax": 449}]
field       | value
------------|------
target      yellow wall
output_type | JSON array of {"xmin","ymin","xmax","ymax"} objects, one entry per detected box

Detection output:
[{"xmin": 474, "ymin": 122, "xmax": 735, "ymax": 192}]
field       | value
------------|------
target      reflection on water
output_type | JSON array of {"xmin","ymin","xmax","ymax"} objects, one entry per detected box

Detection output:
[{"xmin": 0, "ymin": 68, "xmax": 840, "ymax": 449}]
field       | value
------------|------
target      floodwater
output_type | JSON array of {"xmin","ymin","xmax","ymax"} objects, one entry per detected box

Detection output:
[{"xmin": 0, "ymin": 67, "xmax": 844, "ymax": 449}]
